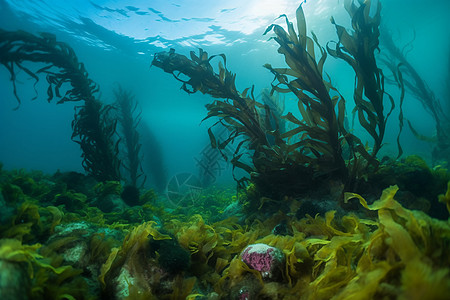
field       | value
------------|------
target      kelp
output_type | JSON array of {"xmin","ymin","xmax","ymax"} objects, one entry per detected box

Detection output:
[
  {"xmin": 263, "ymin": 4, "xmax": 349, "ymax": 179},
  {"xmin": 152, "ymin": 1, "xmax": 405, "ymax": 197},
  {"xmin": 0, "ymin": 29, "xmax": 121, "ymax": 182},
  {"xmin": 152, "ymin": 48, "xmax": 294, "ymax": 188},
  {"xmin": 152, "ymin": 49, "xmax": 333, "ymax": 199},
  {"xmin": 0, "ymin": 29, "xmax": 98, "ymax": 108},
  {"xmin": 71, "ymin": 98, "xmax": 121, "ymax": 182},
  {"xmin": 113, "ymin": 86, "xmax": 145, "ymax": 187},
  {"xmin": 265, "ymin": 0, "xmax": 405, "ymax": 190},
  {"xmin": 327, "ymin": 0, "xmax": 403, "ymax": 159}
]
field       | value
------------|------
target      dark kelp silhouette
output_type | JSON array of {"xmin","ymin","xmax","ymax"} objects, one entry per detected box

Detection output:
[
  {"xmin": 152, "ymin": 0, "xmax": 404, "ymax": 197},
  {"xmin": 139, "ymin": 122, "xmax": 167, "ymax": 193},
  {"xmin": 327, "ymin": 0, "xmax": 405, "ymax": 160},
  {"xmin": 0, "ymin": 29, "xmax": 120, "ymax": 181},
  {"xmin": 380, "ymin": 29, "xmax": 450, "ymax": 166},
  {"xmin": 113, "ymin": 85, "xmax": 146, "ymax": 187}
]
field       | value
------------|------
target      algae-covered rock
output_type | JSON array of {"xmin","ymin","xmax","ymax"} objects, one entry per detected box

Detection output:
[{"xmin": 240, "ymin": 243, "xmax": 285, "ymax": 280}]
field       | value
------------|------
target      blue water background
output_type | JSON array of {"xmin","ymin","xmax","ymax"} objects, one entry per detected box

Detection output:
[{"xmin": 0, "ymin": 0, "xmax": 449, "ymax": 189}]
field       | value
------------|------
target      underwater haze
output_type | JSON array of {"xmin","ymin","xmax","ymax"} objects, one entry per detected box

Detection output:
[
  {"xmin": 1, "ymin": 0, "xmax": 450, "ymax": 299},
  {"xmin": 1, "ymin": 0, "xmax": 449, "ymax": 184}
]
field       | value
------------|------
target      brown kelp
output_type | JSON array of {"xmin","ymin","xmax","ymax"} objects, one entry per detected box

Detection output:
[
  {"xmin": 0, "ymin": 29, "xmax": 120, "ymax": 182},
  {"xmin": 152, "ymin": 48, "xmax": 293, "ymax": 191},
  {"xmin": 71, "ymin": 99, "xmax": 121, "ymax": 182},
  {"xmin": 152, "ymin": 0, "xmax": 404, "ymax": 198},
  {"xmin": 113, "ymin": 85, "xmax": 146, "ymax": 187},
  {"xmin": 263, "ymin": 4, "xmax": 350, "ymax": 180},
  {"xmin": 326, "ymin": 0, "xmax": 401, "ymax": 158}
]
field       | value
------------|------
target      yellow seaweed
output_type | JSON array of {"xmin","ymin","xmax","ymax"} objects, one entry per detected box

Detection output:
[{"xmin": 438, "ymin": 181, "xmax": 450, "ymax": 214}]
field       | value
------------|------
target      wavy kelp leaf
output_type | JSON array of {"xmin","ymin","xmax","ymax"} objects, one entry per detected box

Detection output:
[
  {"xmin": 0, "ymin": 29, "xmax": 99, "ymax": 107},
  {"xmin": 98, "ymin": 247, "xmax": 119, "ymax": 287},
  {"xmin": 99, "ymin": 221, "xmax": 171, "ymax": 291},
  {"xmin": 0, "ymin": 238, "xmax": 73, "ymax": 280},
  {"xmin": 327, "ymin": 0, "xmax": 403, "ymax": 160},
  {"xmin": 264, "ymin": 5, "xmax": 349, "ymax": 182}
]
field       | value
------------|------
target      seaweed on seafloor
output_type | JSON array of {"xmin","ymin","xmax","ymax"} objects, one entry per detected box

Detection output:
[
  {"xmin": 113, "ymin": 85, "xmax": 146, "ymax": 188},
  {"xmin": 0, "ymin": 201, "xmax": 63, "ymax": 243},
  {"xmin": 438, "ymin": 181, "xmax": 450, "ymax": 214},
  {"xmin": 213, "ymin": 185, "xmax": 450, "ymax": 299},
  {"xmin": 380, "ymin": 28, "xmax": 450, "ymax": 166},
  {"xmin": 98, "ymin": 221, "xmax": 198, "ymax": 299},
  {"xmin": 0, "ymin": 238, "xmax": 91, "ymax": 300},
  {"xmin": 0, "ymin": 29, "xmax": 121, "ymax": 182}
]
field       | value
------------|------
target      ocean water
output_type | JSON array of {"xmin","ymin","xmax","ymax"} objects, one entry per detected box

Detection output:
[{"xmin": 1, "ymin": 0, "xmax": 448, "ymax": 186}]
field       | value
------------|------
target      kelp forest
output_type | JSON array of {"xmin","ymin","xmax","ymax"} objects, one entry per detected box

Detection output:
[{"xmin": 0, "ymin": 0, "xmax": 449, "ymax": 299}]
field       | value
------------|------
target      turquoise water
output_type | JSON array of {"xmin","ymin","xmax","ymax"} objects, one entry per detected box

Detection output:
[{"xmin": 0, "ymin": 0, "xmax": 449, "ymax": 187}]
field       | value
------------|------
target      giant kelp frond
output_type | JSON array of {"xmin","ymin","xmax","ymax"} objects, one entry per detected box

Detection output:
[
  {"xmin": 0, "ymin": 29, "xmax": 98, "ymax": 109},
  {"xmin": 152, "ymin": 48, "xmax": 239, "ymax": 100},
  {"xmin": 114, "ymin": 86, "xmax": 145, "ymax": 187},
  {"xmin": 327, "ymin": 0, "xmax": 401, "ymax": 158}
]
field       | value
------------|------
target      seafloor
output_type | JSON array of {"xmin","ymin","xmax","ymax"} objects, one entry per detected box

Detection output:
[{"xmin": 0, "ymin": 156, "xmax": 449, "ymax": 300}]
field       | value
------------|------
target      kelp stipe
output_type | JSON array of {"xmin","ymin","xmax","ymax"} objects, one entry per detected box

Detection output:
[
  {"xmin": 72, "ymin": 99, "xmax": 121, "ymax": 182},
  {"xmin": 113, "ymin": 86, "xmax": 146, "ymax": 187}
]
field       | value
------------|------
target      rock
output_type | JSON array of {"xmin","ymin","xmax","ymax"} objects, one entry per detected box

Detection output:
[{"xmin": 240, "ymin": 243, "xmax": 284, "ymax": 280}]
